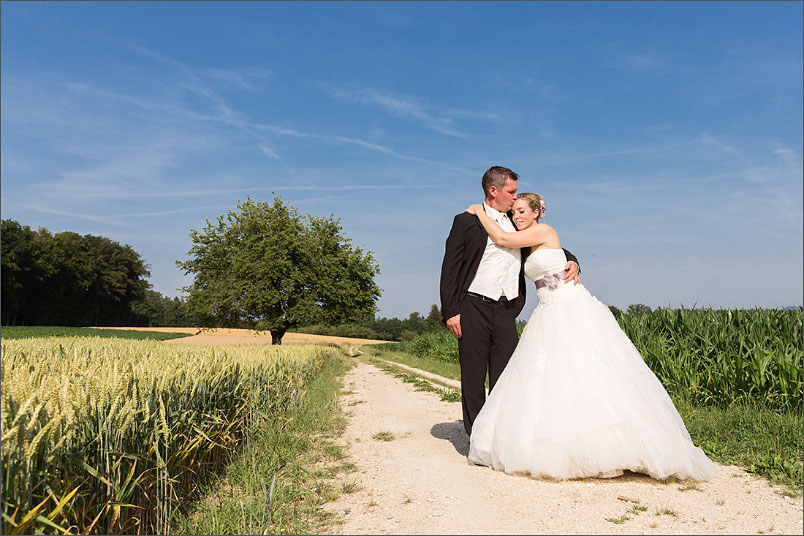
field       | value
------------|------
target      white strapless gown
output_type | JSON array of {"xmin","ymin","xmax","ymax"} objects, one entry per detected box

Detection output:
[{"xmin": 467, "ymin": 249, "xmax": 717, "ymax": 481}]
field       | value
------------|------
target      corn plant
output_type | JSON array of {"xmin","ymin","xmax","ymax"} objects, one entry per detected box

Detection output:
[
  {"xmin": 398, "ymin": 308, "xmax": 802, "ymax": 413},
  {"xmin": 619, "ymin": 307, "xmax": 802, "ymax": 412}
]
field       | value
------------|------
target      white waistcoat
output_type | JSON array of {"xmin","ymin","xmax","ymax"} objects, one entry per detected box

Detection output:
[{"xmin": 467, "ymin": 204, "xmax": 521, "ymax": 300}]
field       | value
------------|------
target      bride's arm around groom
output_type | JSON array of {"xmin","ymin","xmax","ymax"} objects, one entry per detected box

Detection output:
[{"xmin": 437, "ymin": 166, "xmax": 579, "ymax": 437}]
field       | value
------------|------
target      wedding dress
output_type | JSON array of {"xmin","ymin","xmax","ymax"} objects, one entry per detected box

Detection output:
[{"xmin": 467, "ymin": 248, "xmax": 717, "ymax": 481}]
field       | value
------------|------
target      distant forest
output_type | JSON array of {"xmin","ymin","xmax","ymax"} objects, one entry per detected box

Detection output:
[{"xmin": 2, "ymin": 219, "xmax": 154, "ymax": 327}]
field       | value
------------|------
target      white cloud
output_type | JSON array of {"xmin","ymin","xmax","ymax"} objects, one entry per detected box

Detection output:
[
  {"xmin": 532, "ymin": 141, "xmax": 690, "ymax": 165},
  {"xmin": 200, "ymin": 67, "xmax": 274, "ymax": 92},
  {"xmin": 582, "ymin": 179, "xmax": 669, "ymax": 194},
  {"xmin": 771, "ymin": 144, "xmax": 801, "ymax": 167},
  {"xmin": 27, "ymin": 204, "xmax": 218, "ymax": 226},
  {"xmin": 5, "ymin": 60, "xmax": 469, "ymax": 182},
  {"xmin": 321, "ymin": 83, "xmax": 468, "ymax": 138},
  {"xmin": 445, "ymin": 108, "xmax": 501, "ymax": 121},
  {"xmin": 259, "ymin": 145, "xmax": 281, "ymax": 160},
  {"xmin": 53, "ymin": 183, "xmax": 432, "ymax": 199},
  {"xmin": 698, "ymin": 132, "xmax": 739, "ymax": 154},
  {"xmin": 116, "ymin": 207, "xmax": 210, "ymax": 218},
  {"xmin": 29, "ymin": 206, "xmax": 124, "ymax": 226}
]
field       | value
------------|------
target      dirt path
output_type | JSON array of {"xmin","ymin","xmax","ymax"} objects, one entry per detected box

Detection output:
[
  {"xmin": 324, "ymin": 359, "xmax": 803, "ymax": 535},
  {"xmin": 90, "ymin": 326, "xmax": 387, "ymax": 348}
]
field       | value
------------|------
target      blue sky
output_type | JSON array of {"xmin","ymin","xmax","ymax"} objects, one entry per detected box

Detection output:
[{"xmin": 2, "ymin": 1, "xmax": 802, "ymax": 320}]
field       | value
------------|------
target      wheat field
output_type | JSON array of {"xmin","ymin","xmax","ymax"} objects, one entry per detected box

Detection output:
[{"xmin": 1, "ymin": 336, "xmax": 340, "ymax": 534}]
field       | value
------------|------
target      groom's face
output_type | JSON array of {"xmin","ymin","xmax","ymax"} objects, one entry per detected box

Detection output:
[{"xmin": 491, "ymin": 178, "xmax": 518, "ymax": 212}]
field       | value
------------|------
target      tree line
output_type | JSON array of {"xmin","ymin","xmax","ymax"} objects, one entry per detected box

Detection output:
[
  {"xmin": 293, "ymin": 304, "xmax": 445, "ymax": 341},
  {"xmin": 1, "ymin": 220, "xmax": 151, "ymax": 326},
  {"xmin": 130, "ymin": 290, "xmax": 198, "ymax": 328}
]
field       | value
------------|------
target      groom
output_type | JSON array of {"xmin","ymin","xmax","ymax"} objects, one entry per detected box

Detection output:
[{"xmin": 439, "ymin": 165, "xmax": 580, "ymax": 436}]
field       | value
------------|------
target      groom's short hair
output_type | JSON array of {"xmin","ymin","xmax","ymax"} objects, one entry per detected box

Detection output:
[{"xmin": 482, "ymin": 166, "xmax": 519, "ymax": 196}]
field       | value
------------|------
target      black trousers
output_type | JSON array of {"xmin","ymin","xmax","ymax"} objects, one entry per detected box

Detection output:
[{"xmin": 458, "ymin": 293, "xmax": 519, "ymax": 436}]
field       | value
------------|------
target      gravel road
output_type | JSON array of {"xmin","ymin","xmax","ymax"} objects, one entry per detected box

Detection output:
[{"xmin": 324, "ymin": 359, "xmax": 803, "ymax": 535}]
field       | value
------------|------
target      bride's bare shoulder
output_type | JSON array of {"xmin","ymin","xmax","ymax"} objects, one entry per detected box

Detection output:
[{"xmin": 532, "ymin": 223, "xmax": 561, "ymax": 248}]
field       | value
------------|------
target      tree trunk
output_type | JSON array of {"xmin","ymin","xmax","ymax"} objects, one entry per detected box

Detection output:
[{"xmin": 271, "ymin": 329, "xmax": 286, "ymax": 345}]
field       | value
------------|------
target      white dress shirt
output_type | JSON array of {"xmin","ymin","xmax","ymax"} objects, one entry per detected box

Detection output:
[{"xmin": 467, "ymin": 204, "xmax": 521, "ymax": 301}]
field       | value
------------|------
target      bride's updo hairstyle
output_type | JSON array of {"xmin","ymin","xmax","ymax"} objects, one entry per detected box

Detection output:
[{"xmin": 517, "ymin": 192, "xmax": 545, "ymax": 221}]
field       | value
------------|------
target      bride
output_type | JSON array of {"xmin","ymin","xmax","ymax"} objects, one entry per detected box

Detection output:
[{"xmin": 465, "ymin": 193, "xmax": 717, "ymax": 481}]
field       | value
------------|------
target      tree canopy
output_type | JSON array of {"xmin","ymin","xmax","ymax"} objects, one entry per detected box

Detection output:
[
  {"xmin": 131, "ymin": 290, "xmax": 197, "ymax": 328},
  {"xmin": 176, "ymin": 197, "xmax": 381, "ymax": 344},
  {"xmin": 1, "ymin": 219, "xmax": 150, "ymax": 326}
]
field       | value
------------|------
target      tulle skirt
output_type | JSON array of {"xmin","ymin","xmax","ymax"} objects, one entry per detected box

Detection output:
[{"xmin": 467, "ymin": 281, "xmax": 717, "ymax": 481}]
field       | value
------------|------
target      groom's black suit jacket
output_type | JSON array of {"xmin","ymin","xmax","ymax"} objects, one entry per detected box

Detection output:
[{"xmin": 439, "ymin": 212, "xmax": 579, "ymax": 322}]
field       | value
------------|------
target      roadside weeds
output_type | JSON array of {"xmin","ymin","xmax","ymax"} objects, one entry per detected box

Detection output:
[{"xmin": 172, "ymin": 352, "xmax": 360, "ymax": 535}]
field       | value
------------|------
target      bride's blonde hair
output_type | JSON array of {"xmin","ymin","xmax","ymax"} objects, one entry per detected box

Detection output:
[{"xmin": 517, "ymin": 192, "xmax": 545, "ymax": 221}]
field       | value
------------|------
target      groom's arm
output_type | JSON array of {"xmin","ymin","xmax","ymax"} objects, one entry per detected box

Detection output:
[
  {"xmin": 440, "ymin": 215, "xmax": 467, "ymax": 325},
  {"xmin": 562, "ymin": 248, "xmax": 581, "ymax": 285},
  {"xmin": 563, "ymin": 248, "xmax": 579, "ymax": 271}
]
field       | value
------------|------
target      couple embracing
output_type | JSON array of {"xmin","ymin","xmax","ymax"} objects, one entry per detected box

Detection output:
[{"xmin": 439, "ymin": 166, "xmax": 716, "ymax": 481}]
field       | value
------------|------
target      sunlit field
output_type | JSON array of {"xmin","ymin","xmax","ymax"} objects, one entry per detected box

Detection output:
[{"xmin": 1, "ymin": 336, "xmax": 339, "ymax": 534}]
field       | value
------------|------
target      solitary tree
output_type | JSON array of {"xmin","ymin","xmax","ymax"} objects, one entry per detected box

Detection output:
[{"xmin": 177, "ymin": 197, "xmax": 381, "ymax": 344}]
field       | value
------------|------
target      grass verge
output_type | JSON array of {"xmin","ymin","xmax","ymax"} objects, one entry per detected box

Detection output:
[
  {"xmin": 362, "ymin": 353, "xmax": 462, "ymax": 403},
  {"xmin": 674, "ymin": 396, "xmax": 803, "ymax": 494},
  {"xmin": 367, "ymin": 343, "xmax": 462, "ymax": 383},
  {"xmin": 171, "ymin": 353, "xmax": 356, "ymax": 534},
  {"xmin": 1, "ymin": 325, "xmax": 193, "ymax": 341},
  {"xmin": 367, "ymin": 344, "xmax": 492, "ymax": 389}
]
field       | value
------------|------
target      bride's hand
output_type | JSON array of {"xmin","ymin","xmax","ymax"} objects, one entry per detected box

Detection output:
[{"xmin": 465, "ymin": 204, "xmax": 483, "ymax": 215}]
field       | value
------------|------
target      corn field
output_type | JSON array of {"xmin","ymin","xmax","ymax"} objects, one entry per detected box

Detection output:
[
  {"xmin": 397, "ymin": 307, "xmax": 802, "ymax": 413},
  {"xmin": 618, "ymin": 307, "xmax": 802, "ymax": 412},
  {"xmin": 1, "ymin": 337, "xmax": 339, "ymax": 535}
]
